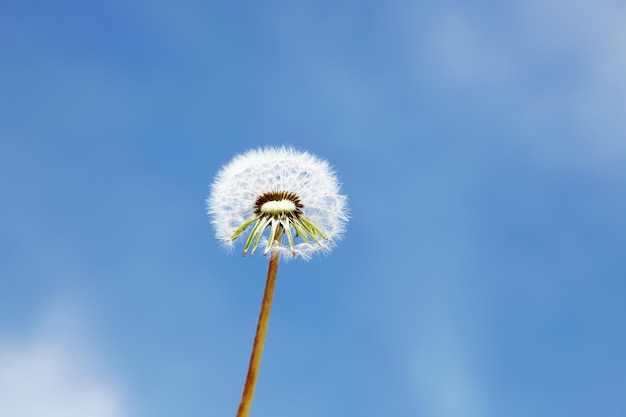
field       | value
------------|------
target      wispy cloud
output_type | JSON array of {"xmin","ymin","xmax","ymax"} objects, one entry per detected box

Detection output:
[
  {"xmin": 421, "ymin": 0, "xmax": 626, "ymax": 173},
  {"xmin": 0, "ymin": 304, "xmax": 127, "ymax": 417},
  {"xmin": 431, "ymin": 12, "xmax": 514, "ymax": 86}
]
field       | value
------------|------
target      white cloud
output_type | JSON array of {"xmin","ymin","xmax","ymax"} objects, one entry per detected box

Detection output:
[
  {"xmin": 0, "ymin": 306, "xmax": 127, "ymax": 417},
  {"xmin": 424, "ymin": 0, "xmax": 626, "ymax": 173}
]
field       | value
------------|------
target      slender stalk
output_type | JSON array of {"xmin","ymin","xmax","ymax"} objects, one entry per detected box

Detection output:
[{"xmin": 236, "ymin": 228, "xmax": 282, "ymax": 417}]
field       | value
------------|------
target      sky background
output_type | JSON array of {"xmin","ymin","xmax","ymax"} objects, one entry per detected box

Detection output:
[{"xmin": 1, "ymin": 0, "xmax": 626, "ymax": 416}]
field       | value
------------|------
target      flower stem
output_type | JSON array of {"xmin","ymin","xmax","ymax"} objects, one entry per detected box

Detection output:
[{"xmin": 236, "ymin": 229, "xmax": 282, "ymax": 417}]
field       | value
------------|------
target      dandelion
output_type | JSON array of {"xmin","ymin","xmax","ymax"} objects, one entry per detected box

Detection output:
[
  {"xmin": 207, "ymin": 146, "xmax": 348, "ymax": 417},
  {"xmin": 208, "ymin": 146, "xmax": 348, "ymax": 260}
]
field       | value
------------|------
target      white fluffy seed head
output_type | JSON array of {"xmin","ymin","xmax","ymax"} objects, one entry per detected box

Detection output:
[{"xmin": 207, "ymin": 146, "xmax": 349, "ymax": 260}]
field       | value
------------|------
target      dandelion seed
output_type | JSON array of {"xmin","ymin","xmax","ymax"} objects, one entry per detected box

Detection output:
[
  {"xmin": 207, "ymin": 146, "xmax": 349, "ymax": 259},
  {"xmin": 206, "ymin": 146, "xmax": 349, "ymax": 417}
]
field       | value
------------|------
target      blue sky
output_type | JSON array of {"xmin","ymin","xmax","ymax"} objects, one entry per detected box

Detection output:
[{"xmin": 1, "ymin": 1, "xmax": 626, "ymax": 416}]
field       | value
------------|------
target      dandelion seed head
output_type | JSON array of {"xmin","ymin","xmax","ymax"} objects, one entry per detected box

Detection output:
[{"xmin": 207, "ymin": 146, "xmax": 349, "ymax": 260}]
